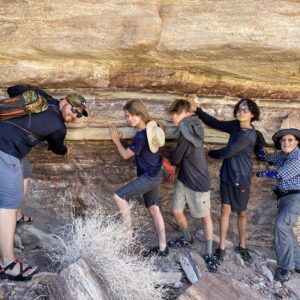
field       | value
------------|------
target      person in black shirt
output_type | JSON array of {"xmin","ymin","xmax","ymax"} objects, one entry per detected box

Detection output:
[
  {"xmin": 188, "ymin": 95, "xmax": 260, "ymax": 265},
  {"xmin": 0, "ymin": 85, "xmax": 88, "ymax": 281},
  {"xmin": 168, "ymin": 99, "xmax": 218, "ymax": 272}
]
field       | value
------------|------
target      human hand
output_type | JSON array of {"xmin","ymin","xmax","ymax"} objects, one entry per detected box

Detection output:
[
  {"xmin": 255, "ymin": 148, "xmax": 266, "ymax": 161},
  {"xmin": 256, "ymin": 170, "xmax": 279, "ymax": 179},
  {"xmin": 186, "ymin": 94, "xmax": 198, "ymax": 112},
  {"xmin": 64, "ymin": 146, "xmax": 73, "ymax": 159},
  {"xmin": 109, "ymin": 124, "xmax": 122, "ymax": 143}
]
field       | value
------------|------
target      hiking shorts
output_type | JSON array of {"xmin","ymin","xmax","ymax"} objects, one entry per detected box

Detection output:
[
  {"xmin": 172, "ymin": 180, "xmax": 211, "ymax": 218},
  {"xmin": 21, "ymin": 157, "xmax": 33, "ymax": 179},
  {"xmin": 115, "ymin": 171, "xmax": 162, "ymax": 208},
  {"xmin": 220, "ymin": 181, "xmax": 250, "ymax": 213},
  {"xmin": 0, "ymin": 151, "xmax": 24, "ymax": 209}
]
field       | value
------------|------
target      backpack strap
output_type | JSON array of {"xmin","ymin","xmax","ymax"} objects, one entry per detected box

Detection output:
[{"xmin": 2, "ymin": 120, "xmax": 43, "ymax": 142}]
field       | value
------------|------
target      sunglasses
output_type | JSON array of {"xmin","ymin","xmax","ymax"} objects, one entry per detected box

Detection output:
[
  {"xmin": 280, "ymin": 138, "xmax": 297, "ymax": 143},
  {"xmin": 67, "ymin": 101, "xmax": 83, "ymax": 118},
  {"xmin": 237, "ymin": 107, "xmax": 250, "ymax": 113}
]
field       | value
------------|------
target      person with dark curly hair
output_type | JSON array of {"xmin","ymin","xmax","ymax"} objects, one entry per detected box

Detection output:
[{"xmin": 187, "ymin": 95, "xmax": 260, "ymax": 266}]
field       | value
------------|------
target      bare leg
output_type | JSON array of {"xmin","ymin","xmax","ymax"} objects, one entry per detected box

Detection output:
[
  {"xmin": 0, "ymin": 208, "xmax": 37, "ymax": 277},
  {"xmin": 113, "ymin": 194, "xmax": 132, "ymax": 235},
  {"xmin": 172, "ymin": 209, "xmax": 188, "ymax": 231},
  {"xmin": 0, "ymin": 208, "xmax": 17, "ymax": 266},
  {"xmin": 17, "ymin": 178, "xmax": 30, "ymax": 221},
  {"xmin": 147, "ymin": 205, "xmax": 167, "ymax": 250},
  {"xmin": 237, "ymin": 210, "xmax": 247, "ymax": 248},
  {"xmin": 219, "ymin": 204, "xmax": 231, "ymax": 249},
  {"xmin": 202, "ymin": 215, "xmax": 213, "ymax": 241}
]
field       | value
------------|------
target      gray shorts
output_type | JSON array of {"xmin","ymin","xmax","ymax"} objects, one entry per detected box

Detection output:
[
  {"xmin": 21, "ymin": 157, "xmax": 33, "ymax": 179},
  {"xmin": 116, "ymin": 171, "xmax": 162, "ymax": 208},
  {"xmin": 172, "ymin": 180, "xmax": 211, "ymax": 218},
  {"xmin": 0, "ymin": 151, "xmax": 24, "ymax": 209}
]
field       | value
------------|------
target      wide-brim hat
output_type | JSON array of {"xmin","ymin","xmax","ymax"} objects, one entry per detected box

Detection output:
[
  {"xmin": 272, "ymin": 128, "xmax": 300, "ymax": 150},
  {"xmin": 65, "ymin": 94, "xmax": 88, "ymax": 117},
  {"xmin": 146, "ymin": 120, "xmax": 165, "ymax": 153}
]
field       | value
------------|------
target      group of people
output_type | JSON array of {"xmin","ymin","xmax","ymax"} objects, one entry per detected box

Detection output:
[
  {"xmin": 109, "ymin": 95, "xmax": 300, "ymax": 281},
  {"xmin": 0, "ymin": 85, "xmax": 299, "ymax": 284}
]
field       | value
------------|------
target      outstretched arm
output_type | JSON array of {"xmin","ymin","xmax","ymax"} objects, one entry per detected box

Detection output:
[
  {"xmin": 109, "ymin": 124, "xmax": 134, "ymax": 160},
  {"xmin": 208, "ymin": 131, "xmax": 252, "ymax": 159}
]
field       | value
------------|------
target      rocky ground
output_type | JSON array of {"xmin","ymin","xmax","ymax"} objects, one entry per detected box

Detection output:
[{"xmin": 1, "ymin": 203, "xmax": 300, "ymax": 300}]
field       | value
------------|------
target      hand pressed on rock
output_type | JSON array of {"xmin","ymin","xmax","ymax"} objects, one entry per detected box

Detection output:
[{"xmin": 109, "ymin": 124, "xmax": 122, "ymax": 143}]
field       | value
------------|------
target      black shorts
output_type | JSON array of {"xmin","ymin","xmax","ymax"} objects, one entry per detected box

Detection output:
[{"xmin": 220, "ymin": 181, "xmax": 250, "ymax": 213}]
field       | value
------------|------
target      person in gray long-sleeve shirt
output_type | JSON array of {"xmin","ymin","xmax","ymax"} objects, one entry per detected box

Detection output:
[
  {"xmin": 168, "ymin": 99, "xmax": 218, "ymax": 273},
  {"xmin": 187, "ymin": 95, "xmax": 260, "ymax": 266}
]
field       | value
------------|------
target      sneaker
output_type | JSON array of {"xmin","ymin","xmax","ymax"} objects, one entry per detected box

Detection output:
[
  {"xmin": 235, "ymin": 246, "xmax": 253, "ymax": 265},
  {"xmin": 213, "ymin": 247, "xmax": 226, "ymax": 265},
  {"xmin": 167, "ymin": 237, "xmax": 193, "ymax": 248},
  {"xmin": 274, "ymin": 267, "xmax": 293, "ymax": 282},
  {"xmin": 204, "ymin": 254, "xmax": 218, "ymax": 273},
  {"xmin": 141, "ymin": 246, "xmax": 169, "ymax": 257}
]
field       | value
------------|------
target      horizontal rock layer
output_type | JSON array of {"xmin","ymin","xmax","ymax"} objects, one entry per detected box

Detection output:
[{"xmin": 0, "ymin": 0, "xmax": 299, "ymax": 99}]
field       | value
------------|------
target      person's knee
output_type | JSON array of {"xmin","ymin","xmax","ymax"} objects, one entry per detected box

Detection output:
[
  {"xmin": 201, "ymin": 215, "xmax": 212, "ymax": 225},
  {"xmin": 237, "ymin": 211, "xmax": 247, "ymax": 218},
  {"xmin": 148, "ymin": 204, "xmax": 161, "ymax": 217},
  {"xmin": 172, "ymin": 209, "xmax": 184, "ymax": 219},
  {"xmin": 221, "ymin": 205, "xmax": 231, "ymax": 216}
]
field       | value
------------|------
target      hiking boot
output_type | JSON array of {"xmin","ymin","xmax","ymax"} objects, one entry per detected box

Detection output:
[
  {"xmin": 167, "ymin": 236, "xmax": 193, "ymax": 248},
  {"xmin": 204, "ymin": 254, "xmax": 218, "ymax": 273},
  {"xmin": 274, "ymin": 268, "xmax": 293, "ymax": 282},
  {"xmin": 141, "ymin": 246, "xmax": 169, "ymax": 257},
  {"xmin": 213, "ymin": 248, "xmax": 226, "ymax": 265},
  {"xmin": 235, "ymin": 246, "xmax": 253, "ymax": 265}
]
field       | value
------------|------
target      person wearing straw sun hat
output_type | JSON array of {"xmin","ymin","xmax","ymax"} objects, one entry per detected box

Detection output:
[
  {"xmin": 109, "ymin": 100, "xmax": 168, "ymax": 257},
  {"xmin": 256, "ymin": 128, "xmax": 300, "ymax": 282}
]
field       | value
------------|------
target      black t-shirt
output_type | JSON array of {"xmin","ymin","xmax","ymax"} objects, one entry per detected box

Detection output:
[
  {"xmin": 195, "ymin": 107, "xmax": 256, "ymax": 189},
  {"xmin": 170, "ymin": 132, "xmax": 210, "ymax": 192},
  {"xmin": 129, "ymin": 129, "xmax": 162, "ymax": 177}
]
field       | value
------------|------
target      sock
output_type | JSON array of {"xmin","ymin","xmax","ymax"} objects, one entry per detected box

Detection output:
[
  {"xmin": 205, "ymin": 240, "xmax": 213, "ymax": 256},
  {"xmin": 182, "ymin": 229, "xmax": 192, "ymax": 243}
]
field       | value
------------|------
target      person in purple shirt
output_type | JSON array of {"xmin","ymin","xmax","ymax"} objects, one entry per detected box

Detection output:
[
  {"xmin": 256, "ymin": 128, "xmax": 300, "ymax": 282},
  {"xmin": 109, "ymin": 100, "xmax": 168, "ymax": 256},
  {"xmin": 188, "ymin": 95, "xmax": 260, "ymax": 265}
]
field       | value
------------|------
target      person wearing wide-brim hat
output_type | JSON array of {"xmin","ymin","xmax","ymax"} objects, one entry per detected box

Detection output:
[{"xmin": 256, "ymin": 128, "xmax": 300, "ymax": 282}]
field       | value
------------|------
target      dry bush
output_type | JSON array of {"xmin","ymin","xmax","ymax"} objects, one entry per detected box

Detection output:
[{"xmin": 49, "ymin": 207, "xmax": 167, "ymax": 300}]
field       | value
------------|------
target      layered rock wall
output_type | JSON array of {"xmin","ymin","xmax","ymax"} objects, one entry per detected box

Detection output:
[
  {"xmin": 0, "ymin": 0, "xmax": 300, "ymax": 249},
  {"xmin": 0, "ymin": 0, "xmax": 299, "ymax": 99}
]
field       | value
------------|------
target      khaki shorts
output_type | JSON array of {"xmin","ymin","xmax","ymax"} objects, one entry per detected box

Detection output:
[{"xmin": 172, "ymin": 180, "xmax": 211, "ymax": 218}]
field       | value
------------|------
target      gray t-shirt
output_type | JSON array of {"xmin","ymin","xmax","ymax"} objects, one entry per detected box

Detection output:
[{"xmin": 170, "ymin": 116, "xmax": 210, "ymax": 192}]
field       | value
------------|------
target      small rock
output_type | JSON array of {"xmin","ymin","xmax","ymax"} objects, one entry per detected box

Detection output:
[
  {"xmin": 173, "ymin": 282, "xmax": 184, "ymax": 289},
  {"xmin": 234, "ymin": 253, "xmax": 245, "ymax": 267},
  {"xmin": 274, "ymin": 281, "xmax": 282, "ymax": 289},
  {"xmin": 258, "ymin": 265, "xmax": 274, "ymax": 282}
]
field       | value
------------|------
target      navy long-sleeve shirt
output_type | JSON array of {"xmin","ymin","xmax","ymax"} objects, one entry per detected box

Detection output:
[
  {"xmin": 195, "ymin": 107, "xmax": 256, "ymax": 189},
  {"xmin": 0, "ymin": 94, "xmax": 67, "ymax": 159}
]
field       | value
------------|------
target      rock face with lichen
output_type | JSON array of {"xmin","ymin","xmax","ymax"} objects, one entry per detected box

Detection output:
[
  {"xmin": 0, "ymin": 1, "xmax": 300, "ymax": 298},
  {"xmin": 0, "ymin": 0, "xmax": 300, "ymax": 99}
]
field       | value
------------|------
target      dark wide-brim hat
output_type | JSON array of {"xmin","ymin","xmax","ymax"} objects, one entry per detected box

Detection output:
[{"xmin": 272, "ymin": 128, "xmax": 300, "ymax": 150}]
